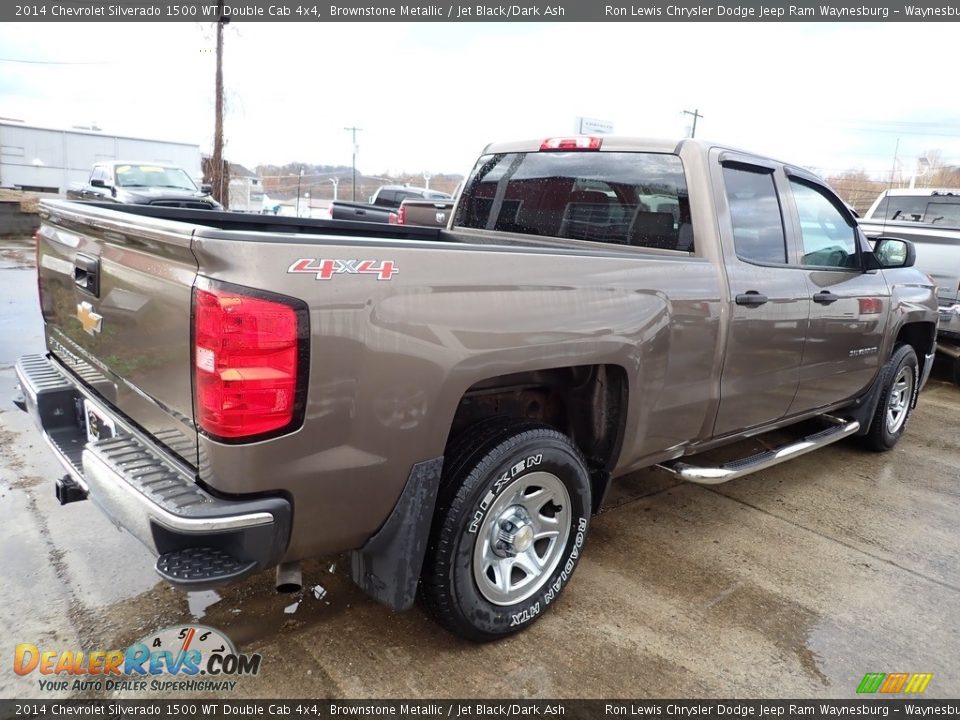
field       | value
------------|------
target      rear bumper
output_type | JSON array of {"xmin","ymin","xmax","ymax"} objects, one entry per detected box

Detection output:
[{"xmin": 14, "ymin": 354, "xmax": 291, "ymax": 590}]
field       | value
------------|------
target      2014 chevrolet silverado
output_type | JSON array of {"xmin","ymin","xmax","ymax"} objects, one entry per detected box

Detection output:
[{"xmin": 14, "ymin": 137, "xmax": 938, "ymax": 641}]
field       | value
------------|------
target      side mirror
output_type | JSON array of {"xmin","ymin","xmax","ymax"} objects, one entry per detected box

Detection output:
[
  {"xmin": 90, "ymin": 178, "xmax": 108, "ymax": 188},
  {"xmin": 872, "ymin": 237, "xmax": 916, "ymax": 268},
  {"xmin": 200, "ymin": 183, "xmax": 213, "ymax": 194}
]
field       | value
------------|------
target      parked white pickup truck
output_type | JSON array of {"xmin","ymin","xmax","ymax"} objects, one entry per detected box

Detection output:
[{"xmin": 858, "ymin": 188, "xmax": 960, "ymax": 381}]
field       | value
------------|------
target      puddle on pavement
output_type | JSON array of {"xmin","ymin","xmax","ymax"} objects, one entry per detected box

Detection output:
[
  {"xmin": 76, "ymin": 555, "xmax": 364, "ymax": 656},
  {"xmin": 186, "ymin": 590, "xmax": 222, "ymax": 619}
]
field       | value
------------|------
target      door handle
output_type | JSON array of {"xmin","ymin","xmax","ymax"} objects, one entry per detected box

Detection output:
[
  {"xmin": 735, "ymin": 291, "xmax": 768, "ymax": 307},
  {"xmin": 812, "ymin": 291, "xmax": 840, "ymax": 305}
]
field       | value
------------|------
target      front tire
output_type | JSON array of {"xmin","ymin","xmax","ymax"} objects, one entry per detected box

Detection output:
[
  {"xmin": 421, "ymin": 418, "xmax": 592, "ymax": 641},
  {"xmin": 862, "ymin": 344, "xmax": 919, "ymax": 451}
]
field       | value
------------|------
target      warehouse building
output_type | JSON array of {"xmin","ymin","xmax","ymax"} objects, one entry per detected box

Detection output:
[{"xmin": 0, "ymin": 120, "xmax": 202, "ymax": 194}]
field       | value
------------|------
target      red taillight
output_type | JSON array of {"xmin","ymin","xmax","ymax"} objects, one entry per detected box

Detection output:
[
  {"xmin": 388, "ymin": 211, "xmax": 399, "ymax": 224},
  {"xmin": 397, "ymin": 205, "xmax": 407, "ymax": 225},
  {"xmin": 539, "ymin": 136, "xmax": 603, "ymax": 151},
  {"xmin": 193, "ymin": 283, "xmax": 305, "ymax": 440}
]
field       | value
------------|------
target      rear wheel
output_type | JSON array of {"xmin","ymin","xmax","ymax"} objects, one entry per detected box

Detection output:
[
  {"xmin": 421, "ymin": 418, "xmax": 591, "ymax": 641},
  {"xmin": 862, "ymin": 344, "xmax": 918, "ymax": 451}
]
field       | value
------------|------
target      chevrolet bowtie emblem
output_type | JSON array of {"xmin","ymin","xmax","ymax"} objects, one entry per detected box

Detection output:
[{"xmin": 77, "ymin": 301, "xmax": 103, "ymax": 336}]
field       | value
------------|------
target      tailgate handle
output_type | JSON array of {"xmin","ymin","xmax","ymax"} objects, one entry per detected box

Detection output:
[{"xmin": 74, "ymin": 254, "xmax": 100, "ymax": 297}]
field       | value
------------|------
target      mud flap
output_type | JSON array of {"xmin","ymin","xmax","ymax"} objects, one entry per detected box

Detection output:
[{"xmin": 350, "ymin": 456, "xmax": 444, "ymax": 612}]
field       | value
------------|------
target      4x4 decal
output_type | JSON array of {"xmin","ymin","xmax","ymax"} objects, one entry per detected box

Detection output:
[{"xmin": 287, "ymin": 258, "xmax": 398, "ymax": 281}]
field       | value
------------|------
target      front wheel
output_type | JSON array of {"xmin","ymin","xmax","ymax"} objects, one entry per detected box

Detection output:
[
  {"xmin": 421, "ymin": 419, "xmax": 592, "ymax": 641},
  {"xmin": 862, "ymin": 344, "xmax": 919, "ymax": 451}
]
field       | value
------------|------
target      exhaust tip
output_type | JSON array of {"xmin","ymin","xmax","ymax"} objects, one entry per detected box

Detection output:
[{"xmin": 275, "ymin": 562, "xmax": 302, "ymax": 594}]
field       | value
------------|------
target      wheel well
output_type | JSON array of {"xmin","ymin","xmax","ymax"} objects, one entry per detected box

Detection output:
[
  {"xmin": 448, "ymin": 365, "xmax": 627, "ymax": 511},
  {"xmin": 895, "ymin": 322, "xmax": 936, "ymax": 374}
]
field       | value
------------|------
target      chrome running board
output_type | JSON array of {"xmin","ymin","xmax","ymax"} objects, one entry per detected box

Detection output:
[{"xmin": 656, "ymin": 415, "xmax": 860, "ymax": 485}]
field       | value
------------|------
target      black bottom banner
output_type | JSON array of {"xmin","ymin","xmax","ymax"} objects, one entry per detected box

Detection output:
[{"xmin": 2, "ymin": 699, "xmax": 958, "ymax": 720}]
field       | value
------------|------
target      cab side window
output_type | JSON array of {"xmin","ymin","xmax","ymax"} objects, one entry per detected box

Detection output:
[
  {"xmin": 790, "ymin": 179, "xmax": 858, "ymax": 269},
  {"xmin": 722, "ymin": 165, "xmax": 787, "ymax": 265},
  {"xmin": 373, "ymin": 190, "xmax": 396, "ymax": 207}
]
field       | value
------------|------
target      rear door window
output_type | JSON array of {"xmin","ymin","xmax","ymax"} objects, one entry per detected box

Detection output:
[{"xmin": 454, "ymin": 151, "xmax": 693, "ymax": 251}]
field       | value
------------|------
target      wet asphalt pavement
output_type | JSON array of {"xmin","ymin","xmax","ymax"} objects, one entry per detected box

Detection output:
[{"xmin": 1, "ymin": 235, "xmax": 958, "ymax": 700}]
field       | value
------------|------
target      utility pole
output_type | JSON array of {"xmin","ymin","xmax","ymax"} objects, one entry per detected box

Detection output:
[
  {"xmin": 211, "ymin": 5, "xmax": 229, "ymax": 207},
  {"xmin": 296, "ymin": 167, "xmax": 303, "ymax": 216},
  {"xmin": 344, "ymin": 126, "xmax": 362, "ymax": 201},
  {"xmin": 682, "ymin": 108, "xmax": 703, "ymax": 138}
]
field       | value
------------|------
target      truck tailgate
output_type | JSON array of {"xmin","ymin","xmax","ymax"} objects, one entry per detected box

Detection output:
[{"xmin": 37, "ymin": 201, "xmax": 199, "ymax": 467}]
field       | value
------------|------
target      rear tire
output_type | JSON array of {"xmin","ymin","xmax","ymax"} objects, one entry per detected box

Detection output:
[
  {"xmin": 862, "ymin": 344, "xmax": 919, "ymax": 452},
  {"xmin": 421, "ymin": 418, "xmax": 591, "ymax": 642}
]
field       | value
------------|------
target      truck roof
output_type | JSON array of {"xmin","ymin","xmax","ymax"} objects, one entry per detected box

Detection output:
[
  {"xmin": 95, "ymin": 160, "xmax": 187, "ymax": 169},
  {"xmin": 482, "ymin": 136, "xmax": 683, "ymax": 154},
  {"xmin": 478, "ymin": 136, "xmax": 827, "ymax": 184}
]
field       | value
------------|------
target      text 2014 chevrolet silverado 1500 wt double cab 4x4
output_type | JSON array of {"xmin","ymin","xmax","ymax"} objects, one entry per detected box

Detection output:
[
  {"xmin": 15, "ymin": 137, "xmax": 938, "ymax": 641},
  {"xmin": 857, "ymin": 188, "xmax": 960, "ymax": 381}
]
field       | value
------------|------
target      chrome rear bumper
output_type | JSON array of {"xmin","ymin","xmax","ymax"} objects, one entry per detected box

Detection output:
[{"xmin": 14, "ymin": 354, "xmax": 291, "ymax": 589}]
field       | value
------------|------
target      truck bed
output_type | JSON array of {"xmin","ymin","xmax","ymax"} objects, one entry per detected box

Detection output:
[{"xmin": 84, "ymin": 202, "xmax": 443, "ymax": 242}]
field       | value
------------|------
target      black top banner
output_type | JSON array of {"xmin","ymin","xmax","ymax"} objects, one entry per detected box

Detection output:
[{"xmin": 4, "ymin": 0, "xmax": 959, "ymax": 22}]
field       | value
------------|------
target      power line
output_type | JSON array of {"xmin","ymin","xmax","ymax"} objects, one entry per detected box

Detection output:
[{"xmin": 0, "ymin": 57, "xmax": 111, "ymax": 65}]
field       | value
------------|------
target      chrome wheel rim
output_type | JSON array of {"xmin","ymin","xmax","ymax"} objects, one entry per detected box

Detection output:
[
  {"xmin": 885, "ymin": 365, "xmax": 914, "ymax": 435},
  {"xmin": 473, "ymin": 471, "xmax": 571, "ymax": 606}
]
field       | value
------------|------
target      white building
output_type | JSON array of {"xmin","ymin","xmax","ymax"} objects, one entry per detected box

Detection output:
[
  {"xmin": 0, "ymin": 120, "xmax": 202, "ymax": 194},
  {"xmin": 228, "ymin": 162, "xmax": 265, "ymax": 213}
]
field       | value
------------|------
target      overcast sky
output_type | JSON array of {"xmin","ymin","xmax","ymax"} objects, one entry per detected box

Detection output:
[{"xmin": 1, "ymin": 21, "xmax": 958, "ymax": 180}]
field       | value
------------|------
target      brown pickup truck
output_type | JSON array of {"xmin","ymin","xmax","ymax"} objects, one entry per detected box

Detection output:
[{"xmin": 15, "ymin": 136, "xmax": 938, "ymax": 641}]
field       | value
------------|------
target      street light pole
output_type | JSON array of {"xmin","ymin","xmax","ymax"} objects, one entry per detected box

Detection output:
[{"xmin": 344, "ymin": 126, "xmax": 362, "ymax": 201}]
